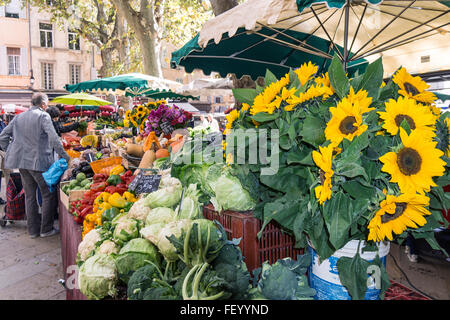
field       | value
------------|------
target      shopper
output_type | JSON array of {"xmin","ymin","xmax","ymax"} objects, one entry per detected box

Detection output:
[
  {"xmin": 0, "ymin": 92, "xmax": 70, "ymax": 238},
  {"xmin": 207, "ymin": 114, "xmax": 220, "ymax": 132},
  {"xmin": 0, "ymin": 115, "xmax": 7, "ymax": 205},
  {"xmin": 46, "ymin": 106, "xmax": 79, "ymax": 137}
]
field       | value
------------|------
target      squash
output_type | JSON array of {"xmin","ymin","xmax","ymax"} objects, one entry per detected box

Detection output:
[
  {"xmin": 155, "ymin": 148, "xmax": 170, "ymax": 159},
  {"xmin": 138, "ymin": 150, "xmax": 156, "ymax": 169},
  {"xmin": 126, "ymin": 143, "xmax": 145, "ymax": 157},
  {"xmin": 143, "ymin": 131, "xmax": 161, "ymax": 152}
]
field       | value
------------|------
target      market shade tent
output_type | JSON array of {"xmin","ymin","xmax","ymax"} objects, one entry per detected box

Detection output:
[
  {"xmin": 171, "ymin": 0, "xmax": 450, "ymax": 79},
  {"xmin": 124, "ymin": 87, "xmax": 199, "ymax": 101},
  {"xmin": 0, "ymin": 104, "xmax": 28, "ymax": 114},
  {"xmin": 176, "ymin": 78, "xmax": 234, "ymax": 97},
  {"xmin": 65, "ymin": 73, "xmax": 182, "ymax": 96},
  {"xmin": 51, "ymin": 93, "xmax": 112, "ymax": 106}
]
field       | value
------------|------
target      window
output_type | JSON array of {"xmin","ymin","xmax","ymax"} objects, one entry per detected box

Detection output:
[
  {"xmin": 41, "ymin": 62, "xmax": 54, "ymax": 90},
  {"xmin": 215, "ymin": 96, "xmax": 223, "ymax": 103},
  {"xmin": 68, "ymin": 30, "xmax": 80, "ymax": 50},
  {"xmin": 175, "ymin": 78, "xmax": 183, "ymax": 84},
  {"xmin": 7, "ymin": 47, "xmax": 20, "ymax": 75},
  {"xmin": 69, "ymin": 64, "xmax": 81, "ymax": 84},
  {"xmin": 5, "ymin": 1, "xmax": 20, "ymax": 18},
  {"xmin": 5, "ymin": 12, "xmax": 19, "ymax": 18},
  {"xmin": 39, "ymin": 23, "xmax": 53, "ymax": 48}
]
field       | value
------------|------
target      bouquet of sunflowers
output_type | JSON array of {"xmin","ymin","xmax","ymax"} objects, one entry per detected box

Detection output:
[
  {"xmin": 225, "ymin": 56, "xmax": 450, "ymax": 300},
  {"xmin": 124, "ymin": 100, "xmax": 167, "ymax": 132}
]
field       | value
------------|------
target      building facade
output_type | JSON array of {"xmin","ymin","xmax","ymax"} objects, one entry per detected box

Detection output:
[{"xmin": 0, "ymin": 0, "xmax": 101, "ymax": 107}]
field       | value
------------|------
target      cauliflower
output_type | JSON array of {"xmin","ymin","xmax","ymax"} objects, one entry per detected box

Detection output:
[
  {"xmin": 78, "ymin": 228, "xmax": 102, "ymax": 261},
  {"xmin": 159, "ymin": 176, "xmax": 181, "ymax": 189},
  {"xmin": 127, "ymin": 198, "xmax": 152, "ymax": 221},
  {"xmin": 97, "ymin": 240, "xmax": 119, "ymax": 255},
  {"xmin": 113, "ymin": 218, "xmax": 139, "ymax": 242},
  {"xmin": 140, "ymin": 223, "xmax": 164, "ymax": 245}
]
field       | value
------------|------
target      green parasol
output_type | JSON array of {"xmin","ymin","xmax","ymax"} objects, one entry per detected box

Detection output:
[{"xmin": 171, "ymin": 0, "xmax": 449, "ymax": 79}]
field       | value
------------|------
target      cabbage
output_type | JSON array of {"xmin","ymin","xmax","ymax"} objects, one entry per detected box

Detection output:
[
  {"xmin": 175, "ymin": 184, "xmax": 202, "ymax": 220},
  {"xmin": 156, "ymin": 219, "xmax": 192, "ymax": 262},
  {"xmin": 144, "ymin": 181, "xmax": 182, "ymax": 209},
  {"xmin": 127, "ymin": 198, "xmax": 152, "ymax": 221},
  {"xmin": 210, "ymin": 172, "xmax": 256, "ymax": 212},
  {"xmin": 113, "ymin": 218, "xmax": 140, "ymax": 243},
  {"xmin": 145, "ymin": 207, "xmax": 175, "ymax": 226},
  {"xmin": 114, "ymin": 238, "xmax": 161, "ymax": 284},
  {"xmin": 78, "ymin": 253, "xmax": 118, "ymax": 300},
  {"xmin": 140, "ymin": 223, "xmax": 165, "ymax": 245}
]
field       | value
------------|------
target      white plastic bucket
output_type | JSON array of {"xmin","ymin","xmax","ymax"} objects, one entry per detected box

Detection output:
[{"xmin": 308, "ymin": 240, "xmax": 390, "ymax": 300}]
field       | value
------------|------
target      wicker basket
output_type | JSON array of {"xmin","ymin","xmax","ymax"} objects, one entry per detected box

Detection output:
[{"xmin": 203, "ymin": 204, "xmax": 302, "ymax": 273}]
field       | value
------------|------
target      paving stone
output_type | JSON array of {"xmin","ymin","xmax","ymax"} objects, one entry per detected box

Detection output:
[{"xmin": 0, "ymin": 273, "xmax": 66, "ymax": 300}]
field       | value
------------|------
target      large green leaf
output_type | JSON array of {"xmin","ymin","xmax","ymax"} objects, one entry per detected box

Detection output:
[
  {"xmin": 300, "ymin": 115, "xmax": 326, "ymax": 147},
  {"xmin": 232, "ymin": 88, "xmax": 258, "ymax": 105},
  {"xmin": 371, "ymin": 255, "xmax": 392, "ymax": 300},
  {"xmin": 322, "ymin": 192, "xmax": 353, "ymax": 250},
  {"xmin": 265, "ymin": 69, "xmax": 279, "ymax": 87},
  {"xmin": 356, "ymin": 57, "xmax": 383, "ymax": 100},
  {"xmin": 336, "ymin": 162, "xmax": 369, "ymax": 181},
  {"xmin": 251, "ymin": 112, "xmax": 280, "ymax": 123},
  {"xmin": 336, "ymin": 252, "xmax": 371, "ymax": 300},
  {"xmin": 328, "ymin": 55, "xmax": 350, "ymax": 99}
]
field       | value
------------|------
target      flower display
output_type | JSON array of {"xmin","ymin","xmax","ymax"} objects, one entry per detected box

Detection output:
[
  {"xmin": 225, "ymin": 56, "xmax": 449, "ymax": 300},
  {"xmin": 124, "ymin": 100, "xmax": 167, "ymax": 132},
  {"xmin": 144, "ymin": 103, "xmax": 192, "ymax": 136}
]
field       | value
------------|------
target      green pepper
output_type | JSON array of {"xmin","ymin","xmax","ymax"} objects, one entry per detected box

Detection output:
[
  {"xmin": 101, "ymin": 207, "xmax": 120, "ymax": 223},
  {"xmin": 106, "ymin": 174, "xmax": 122, "ymax": 186}
]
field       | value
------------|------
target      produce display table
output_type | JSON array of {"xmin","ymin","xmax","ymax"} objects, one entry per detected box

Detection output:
[{"xmin": 58, "ymin": 189, "xmax": 87, "ymax": 300}]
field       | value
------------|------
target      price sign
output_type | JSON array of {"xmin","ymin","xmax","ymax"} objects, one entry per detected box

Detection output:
[
  {"xmin": 160, "ymin": 121, "xmax": 174, "ymax": 135},
  {"xmin": 128, "ymin": 171, "xmax": 161, "ymax": 194}
]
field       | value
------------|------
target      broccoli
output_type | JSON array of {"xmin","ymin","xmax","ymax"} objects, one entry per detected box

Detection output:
[
  {"xmin": 249, "ymin": 253, "xmax": 316, "ymax": 300},
  {"xmin": 127, "ymin": 264, "xmax": 159, "ymax": 300}
]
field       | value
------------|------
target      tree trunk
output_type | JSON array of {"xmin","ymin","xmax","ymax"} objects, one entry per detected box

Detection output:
[
  {"xmin": 110, "ymin": 0, "xmax": 163, "ymax": 77},
  {"xmin": 98, "ymin": 47, "xmax": 115, "ymax": 78},
  {"xmin": 209, "ymin": 0, "xmax": 239, "ymax": 16}
]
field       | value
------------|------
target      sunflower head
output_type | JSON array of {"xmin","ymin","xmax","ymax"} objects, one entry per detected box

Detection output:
[
  {"xmin": 250, "ymin": 74, "xmax": 290, "ymax": 115},
  {"xmin": 378, "ymin": 96, "xmax": 436, "ymax": 139},
  {"xmin": 392, "ymin": 67, "xmax": 437, "ymax": 105},
  {"xmin": 324, "ymin": 99, "xmax": 368, "ymax": 145},
  {"xmin": 379, "ymin": 128, "xmax": 446, "ymax": 194},
  {"xmin": 312, "ymin": 144, "xmax": 334, "ymax": 204},
  {"xmin": 368, "ymin": 193, "xmax": 431, "ymax": 242},
  {"xmin": 294, "ymin": 61, "xmax": 318, "ymax": 86}
]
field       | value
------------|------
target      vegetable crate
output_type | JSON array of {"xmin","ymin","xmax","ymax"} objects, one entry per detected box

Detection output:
[
  {"xmin": 384, "ymin": 281, "xmax": 430, "ymax": 300},
  {"xmin": 203, "ymin": 204, "xmax": 302, "ymax": 273},
  {"xmin": 90, "ymin": 156, "xmax": 123, "ymax": 174},
  {"xmin": 59, "ymin": 180, "xmax": 91, "ymax": 210}
]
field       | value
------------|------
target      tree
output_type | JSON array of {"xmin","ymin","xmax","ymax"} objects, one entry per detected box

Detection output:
[{"xmin": 209, "ymin": 0, "xmax": 238, "ymax": 16}]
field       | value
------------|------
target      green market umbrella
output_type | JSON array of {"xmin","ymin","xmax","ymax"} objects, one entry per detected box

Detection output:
[
  {"xmin": 124, "ymin": 87, "xmax": 199, "ymax": 100},
  {"xmin": 51, "ymin": 93, "xmax": 112, "ymax": 106},
  {"xmin": 65, "ymin": 73, "xmax": 182, "ymax": 95},
  {"xmin": 171, "ymin": 0, "xmax": 450, "ymax": 79}
]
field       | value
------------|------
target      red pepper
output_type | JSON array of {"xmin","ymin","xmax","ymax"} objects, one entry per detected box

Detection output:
[
  {"xmin": 73, "ymin": 215, "xmax": 83, "ymax": 224},
  {"xmin": 93, "ymin": 173, "xmax": 108, "ymax": 183},
  {"xmin": 105, "ymin": 186, "xmax": 118, "ymax": 194},
  {"xmin": 80, "ymin": 205, "xmax": 93, "ymax": 218},
  {"xmin": 90, "ymin": 182, "xmax": 107, "ymax": 192}
]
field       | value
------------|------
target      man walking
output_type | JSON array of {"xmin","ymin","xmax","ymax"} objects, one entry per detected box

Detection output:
[{"xmin": 0, "ymin": 93, "xmax": 70, "ymax": 238}]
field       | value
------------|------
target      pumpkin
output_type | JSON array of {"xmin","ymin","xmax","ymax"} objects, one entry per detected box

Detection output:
[
  {"xmin": 170, "ymin": 139, "xmax": 184, "ymax": 154},
  {"xmin": 155, "ymin": 148, "xmax": 170, "ymax": 159}
]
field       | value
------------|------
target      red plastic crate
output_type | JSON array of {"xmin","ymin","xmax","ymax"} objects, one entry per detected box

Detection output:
[
  {"xmin": 384, "ymin": 281, "xmax": 431, "ymax": 300},
  {"xmin": 203, "ymin": 204, "xmax": 302, "ymax": 273}
]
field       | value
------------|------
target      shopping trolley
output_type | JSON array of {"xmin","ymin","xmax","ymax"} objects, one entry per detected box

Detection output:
[{"xmin": 0, "ymin": 173, "xmax": 26, "ymax": 227}]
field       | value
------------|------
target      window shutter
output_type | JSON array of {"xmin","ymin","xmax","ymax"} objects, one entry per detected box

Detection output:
[
  {"xmin": 20, "ymin": 47, "xmax": 28, "ymax": 76},
  {"xmin": 0, "ymin": 46, "xmax": 7, "ymax": 75}
]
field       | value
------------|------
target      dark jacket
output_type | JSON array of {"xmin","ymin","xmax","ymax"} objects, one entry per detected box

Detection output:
[{"xmin": 52, "ymin": 120, "xmax": 79, "ymax": 137}]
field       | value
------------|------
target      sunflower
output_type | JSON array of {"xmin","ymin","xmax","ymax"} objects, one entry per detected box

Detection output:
[
  {"xmin": 125, "ymin": 110, "xmax": 131, "ymax": 120},
  {"xmin": 312, "ymin": 144, "xmax": 334, "ymax": 204},
  {"xmin": 285, "ymin": 84, "xmax": 334, "ymax": 111},
  {"xmin": 224, "ymin": 109, "xmax": 240, "ymax": 135},
  {"xmin": 250, "ymin": 74, "xmax": 290, "ymax": 115},
  {"xmin": 392, "ymin": 67, "xmax": 436, "ymax": 105},
  {"xmin": 368, "ymin": 193, "xmax": 431, "ymax": 242},
  {"xmin": 346, "ymin": 87, "xmax": 374, "ymax": 114},
  {"xmin": 324, "ymin": 99, "xmax": 368, "ymax": 145},
  {"xmin": 241, "ymin": 103, "xmax": 250, "ymax": 112},
  {"xmin": 378, "ymin": 96, "xmax": 436, "ymax": 139},
  {"xmin": 379, "ymin": 128, "xmax": 446, "ymax": 194},
  {"xmin": 314, "ymin": 72, "xmax": 334, "ymax": 98},
  {"xmin": 294, "ymin": 61, "xmax": 318, "ymax": 86},
  {"xmin": 137, "ymin": 105, "xmax": 145, "ymax": 113}
]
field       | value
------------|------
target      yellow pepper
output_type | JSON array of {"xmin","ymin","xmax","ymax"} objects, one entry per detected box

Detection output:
[
  {"xmin": 102, "ymin": 192, "xmax": 111, "ymax": 203},
  {"xmin": 110, "ymin": 165, "xmax": 125, "ymax": 176},
  {"xmin": 123, "ymin": 191, "xmax": 137, "ymax": 203},
  {"xmin": 108, "ymin": 192, "xmax": 127, "ymax": 208}
]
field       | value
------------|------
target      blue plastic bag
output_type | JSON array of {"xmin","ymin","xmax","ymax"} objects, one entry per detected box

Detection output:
[{"xmin": 42, "ymin": 158, "xmax": 68, "ymax": 193}]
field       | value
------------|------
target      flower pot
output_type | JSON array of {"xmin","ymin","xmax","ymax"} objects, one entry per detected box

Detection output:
[{"xmin": 308, "ymin": 240, "xmax": 390, "ymax": 300}]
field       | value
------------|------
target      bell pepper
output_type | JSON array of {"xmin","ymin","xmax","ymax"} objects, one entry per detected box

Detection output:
[
  {"xmin": 101, "ymin": 207, "xmax": 120, "ymax": 224},
  {"xmin": 107, "ymin": 174, "xmax": 122, "ymax": 186},
  {"xmin": 108, "ymin": 192, "xmax": 127, "ymax": 208},
  {"xmin": 102, "ymin": 192, "xmax": 111, "ymax": 203},
  {"xmin": 90, "ymin": 182, "xmax": 107, "ymax": 192},
  {"xmin": 93, "ymin": 173, "xmax": 108, "ymax": 183},
  {"xmin": 123, "ymin": 191, "xmax": 137, "ymax": 203},
  {"xmin": 110, "ymin": 165, "xmax": 125, "ymax": 176},
  {"xmin": 80, "ymin": 205, "xmax": 93, "ymax": 218}
]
